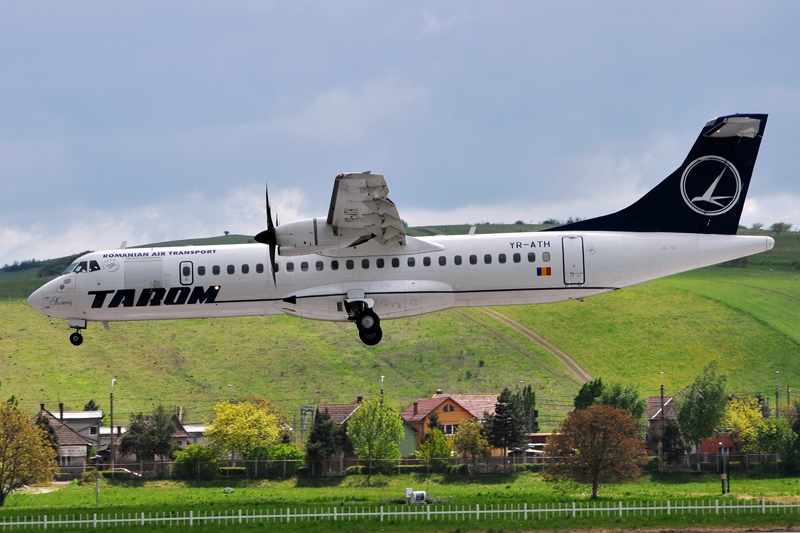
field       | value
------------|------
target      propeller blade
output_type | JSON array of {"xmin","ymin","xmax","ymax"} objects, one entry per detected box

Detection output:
[{"xmin": 253, "ymin": 183, "xmax": 279, "ymax": 289}]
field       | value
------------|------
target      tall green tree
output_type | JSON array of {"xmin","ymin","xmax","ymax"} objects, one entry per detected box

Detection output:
[
  {"xmin": 0, "ymin": 403, "xmax": 57, "ymax": 507},
  {"xmin": 119, "ymin": 405, "xmax": 177, "ymax": 460},
  {"xmin": 452, "ymin": 418, "xmax": 490, "ymax": 469},
  {"xmin": 521, "ymin": 384, "xmax": 539, "ymax": 433},
  {"xmin": 675, "ymin": 362, "xmax": 728, "ymax": 469},
  {"xmin": 484, "ymin": 387, "xmax": 526, "ymax": 455},
  {"xmin": 346, "ymin": 397, "xmax": 403, "ymax": 483},
  {"xmin": 305, "ymin": 409, "xmax": 338, "ymax": 475},
  {"xmin": 661, "ymin": 420, "xmax": 687, "ymax": 465},
  {"xmin": 205, "ymin": 397, "xmax": 284, "ymax": 458},
  {"xmin": 599, "ymin": 382, "xmax": 647, "ymax": 420},
  {"xmin": 83, "ymin": 399, "xmax": 100, "ymax": 411},
  {"xmin": 574, "ymin": 378, "xmax": 604, "ymax": 410},
  {"xmin": 416, "ymin": 427, "xmax": 453, "ymax": 472}
]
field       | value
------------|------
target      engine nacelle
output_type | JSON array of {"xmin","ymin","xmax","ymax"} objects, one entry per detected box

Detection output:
[{"xmin": 275, "ymin": 218, "xmax": 369, "ymax": 256}]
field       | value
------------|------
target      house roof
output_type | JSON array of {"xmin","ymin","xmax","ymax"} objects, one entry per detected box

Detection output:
[
  {"xmin": 316, "ymin": 401, "xmax": 361, "ymax": 424},
  {"xmin": 646, "ymin": 396, "xmax": 676, "ymax": 421},
  {"xmin": 400, "ymin": 393, "xmax": 499, "ymax": 422},
  {"xmin": 37, "ymin": 409, "xmax": 93, "ymax": 448},
  {"xmin": 171, "ymin": 415, "xmax": 192, "ymax": 439}
]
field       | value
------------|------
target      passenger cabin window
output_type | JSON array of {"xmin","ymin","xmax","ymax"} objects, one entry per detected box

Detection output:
[
  {"xmin": 346, "ymin": 260, "xmax": 354, "ymax": 270},
  {"xmin": 241, "ymin": 264, "xmax": 249, "ymax": 274},
  {"xmin": 331, "ymin": 260, "xmax": 339, "ymax": 271},
  {"xmin": 513, "ymin": 253, "xmax": 521, "ymax": 263},
  {"xmin": 89, "ymin": 260, "xmax": 101, "ymax": 272},
  {"xmin": 182, "ymin": 266, "xmax": 191, "ymax": 277},
  {"xmin": 454, "ymin": 255, "xmax": 462, "ymax": 265},
  {"xmin": 316, "ymin": 261, "xmax": 324, "ymax": 271},
  {"xmin": 256, "ymin": 263, "xmax": 264, "ymax": 273},
  {"xmin": 498, "ymin": 254, "xmax": 506, "ymax": 264},
  {"xmin": 407, "ymin": 257, "xmax": 415, "ymax": 267},
  {"xmin": 391, "ymin": 258, "xmax": 400, "ymax": 268},
  {"xmin": 377, "ymin": 258, "xmax": 385, "ymax": 268},
  {"xmin": 423, "ymin": 257, "xmax": 431, "ymax": 267},
  {"xmin": 286, "ymin": 262, "xmax": 294, "ymax": 272},
  {"xmin": 198, "ymin": 266, "xmax": 206, "ymax": 275},
  {"xmin": 543, "ymin": 252, "xmax": 551, "ymax": 262},
  {"xmin": 212, "ymin": 266, "xmax": 221, "ymax": 275},
  {"xmin": 528, "ymin": 252, "xmax": 536, "ymax": 262},
  {"xmin": 484, "ymin": 254, "xmax": 492, "ymax": 264},
  {"xmin": 301, "ymin": 262, "xmax": 309, "ymax": 272},
  {"xmin": 362, "ymin": 259, "xmax": 369, "ymax": 269},
  {"xmin": 469, "ymin": 255, "xmax": 477, "ymax": 265},
  {"xmin": 227, "ymin": 265, "xmax": 235, "ymax": 274},
  {"xmin": 439, "ymin": 256, "xmax": 446, "ymax": 266}
]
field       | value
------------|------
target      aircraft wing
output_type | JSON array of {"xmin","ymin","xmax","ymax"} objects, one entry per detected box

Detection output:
[{"xmin": 326, "ymin": 172, "xmax": 406, "ymax": 246}]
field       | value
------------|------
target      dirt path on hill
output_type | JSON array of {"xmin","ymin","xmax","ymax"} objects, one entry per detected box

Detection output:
[{"xmin": 477, "ymin": 307, "xmax": 593, "ymax": 383}]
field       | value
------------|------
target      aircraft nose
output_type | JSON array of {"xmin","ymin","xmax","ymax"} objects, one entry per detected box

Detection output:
[
  {"xmin": 28, "ymin": 284, "xmax": 46, "ymax": 313},
  {"xmin": 766, "ymin": 236, "xmax": 775, "ymax": 251}
]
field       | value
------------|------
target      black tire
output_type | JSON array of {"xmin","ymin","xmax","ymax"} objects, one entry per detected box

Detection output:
[
  {"xmin": 359, "ymin": 326, "xmax": 383, "ymax": 346},
  {"xmin": 69, "ymin": 332, "xmax": 83, "ymax": 346},
  {"xmin": 356, "ymin": 309, "xmax": 380, "ymax": 332}
]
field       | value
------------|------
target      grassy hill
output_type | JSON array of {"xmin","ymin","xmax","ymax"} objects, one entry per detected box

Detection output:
[{"xmin": 0, "ymin": 227, "xmax": 798, "ymax": 430}]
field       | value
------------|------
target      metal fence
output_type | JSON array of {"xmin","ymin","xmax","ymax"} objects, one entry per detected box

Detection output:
[{"xmin": 2, "ymin": 499, "xmax": 799, "ymax": 529}]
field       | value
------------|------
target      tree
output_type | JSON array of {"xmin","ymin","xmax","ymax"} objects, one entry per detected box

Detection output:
[
  {"xmin": 751, "ymin": 222, "xmax": 764, "ymax": 230},
  {"xmin": 0, "ymin": 403, "xmax": 58, "ymax": 507},
  {"xmin": 346, "ymin": 397, "xmax": 403, "ymax": 483},
  {"xmin": 305, "ymin": 409, "xmax": 338, "ymax": 475},
  {"xmin": 421, "ymin": 411, "xmax": 444, "ymax": 444},
  {"xmin": 750, "ymin": 418, "xmax": 797, "ymax": 456},
  {"xmin": 599, "ymin": 382, "xmax": 647, "ymax": 421},
  {"xmin": 770, "ymin": 222, "xmax": 792, "ymax": 235},
  {"xmin": 661, "ymin": 420, "xmax": 687, "ymax": 464},
  {"xmin": 521, "ymin": 384, "xmax": 539, "ymax": 433},
  {"xmin": 83, "ymin": 399, "xmax": 100, "ymax": 411},
  {"xmin": 722, "ymin": 396, "xmax": 764, "ymax": 452},
  {"xmin": 416, "ymin": 428, "xmax": 453, "ymax": 472},
  {"xmin": 452, "ymin": 418, "xmax": 490, "ymax": 469},
  {"xmin": 574, "ymin": 378, "xmax": 604, "ymax": 410},
  {"xmin": 34, "ymin": 414, "xmax": 59, "ymax": 454},
  {"xmin": 247, "ymin": 444, "xmax": 305, "ymax": 478},
  {"xmin": 205, "ymin": 397, "xmax": 284, "ymax": 458},
  {"xmin": 544, "ymin": 405, "xmax": 646, "ymax": 499},
  {"xmin": 484, "ymin": 387, "xmax": 526, "ymax": 455},
  {"xmin": 119, "ymin": 405, "xmax": 177, "ymax": 460},
  {"xmin": 172, "ymin": 444, "xmax": 220, "ymax": 480},
  {"xmin": 675, "ymin": 362, "xmax": 728, "ymax": 468}
]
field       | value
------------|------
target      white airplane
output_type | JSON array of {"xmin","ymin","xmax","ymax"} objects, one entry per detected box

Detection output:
[{"xmin": 29, "ymin": 113, "xmax": 774, "ymax": 346}]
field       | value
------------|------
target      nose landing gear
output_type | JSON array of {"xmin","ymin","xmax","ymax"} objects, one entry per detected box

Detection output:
[
  {"xmin": 345, "ymin": 299, "xmax": 383, "ymax": 346},
  {"xmin": 69, "ymin": 331, "xmax": 84, "ymax": 346},
  {"xmin": 67, "ymin": 318, "xmax": 87, "ymax": 346}
]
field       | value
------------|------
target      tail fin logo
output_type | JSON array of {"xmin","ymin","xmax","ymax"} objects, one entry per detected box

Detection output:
[{"xmin": 680, "ymin": 156, "xmax": 742, "ymax": 216}]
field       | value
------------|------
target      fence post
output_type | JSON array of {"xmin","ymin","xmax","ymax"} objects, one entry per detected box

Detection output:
[
  {"xmin": 716, "ymin": 500, "xmax": 719, "ymax": 515},
  {"xmin": 619, "ymin": 502, "xmax": 623, "ymax": 517},
  {"xmin": 525, "ymin": 503, "xmax": 528, "ymax": 520},
  {"xmin": 239, "ymin": 510, "xmax": 242, "ymax": 524},
  {"xmin": 477, "ymin": 504, "xmax": 480, "ymax": 520},
  {"xmin": 44, "ymin": 515, "xmax": 47, "ymax": 530},
  {"xmin": 94, "ymin": 514, "xmax": 97, "ymax": 528},
  {"xmin": 427, "ymin": 506, "xmax": 430, "ymax": 521},
  {"xmin": 189, "ymin": 511, "xmax": 193, "ymax": 527},
  {"xmin": 334, "ymin": 507, "xmax": 337, "ymax": 522},
  {"xmin": 762, "ymin": 499, "xmax": 765, "ymax": 514},
  {"xmin": 667, "ymin": 501, "xmax": 670, "ymax": 516},
  {"xmin": 286, "ymin": 508, "xmax": 290, "ymax": 523},
  {"xmin": 572, "ymin": 502, "xmax": 576, "ymax": 518},
  {"xmin": 381, "ymin": 506, "xmax": 384, "ymax": 522}
]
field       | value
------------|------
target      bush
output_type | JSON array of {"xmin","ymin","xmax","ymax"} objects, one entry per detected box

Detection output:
[
  {"xmin": 219, "ymin": 466, "xmax": 247, "ymax": 477},
  {"xmin": 77, "ymin": 470, "xmax": 105, "ymax": 486},
  {"xmin": 246, "ymin": 444, "xmax": 305, "ymax": 478},
  {"xmin": 645, "ymin": 457, "xmax": 663, "ymax": 472},
  {"xmin": 172, "ymin": 444, "xmax": 221, "ymax": 480},
  {"xmin": 345, "ymin": 465, "xmax": 364, "ymax": 476}
]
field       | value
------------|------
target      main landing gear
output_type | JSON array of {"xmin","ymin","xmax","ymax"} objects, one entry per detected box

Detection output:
[{"xmin": 345, "ymin": 300, "xmax": 383, "ymax": 346}]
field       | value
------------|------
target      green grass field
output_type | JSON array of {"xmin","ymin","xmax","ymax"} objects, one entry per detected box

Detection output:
[{"xmin": 0, "ymin": 228, "xmax": 798, "ymax": 428}]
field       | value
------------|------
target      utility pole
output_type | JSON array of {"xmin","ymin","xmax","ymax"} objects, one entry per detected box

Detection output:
[
  {"xmin": 775, "ymin": 371, "xmax": 780, "ymax": 418},
  {"xmin": 380, "ymin": 376, "xmax": 385, "ymax": 405},
  {"xmin": 110, "ymin": 379, "xmax": 116, "ymax": 472},
  {"xmin": 660, "ymin": 371, "xmax": 665, "ymax": 463},
  {"xmin": 228, "ymin": 384, "xmax": 233, "ymax": 404}
]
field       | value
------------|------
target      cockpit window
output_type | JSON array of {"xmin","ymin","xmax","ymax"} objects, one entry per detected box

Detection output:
[
  {"xmin": 72, "ymin": 261, "xmax": 89, "ymax": 274},
  {"xmin": 62, "ymin": 262, "xmax": 79, "ymax": 275},
  {"xmin": 89, "ymin": 260, "xmax": 101, "ymax": 272}
]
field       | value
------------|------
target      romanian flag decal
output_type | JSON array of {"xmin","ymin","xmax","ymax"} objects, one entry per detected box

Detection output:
[{"xmin": 537, "ymin": 267, "xmax": 552, "ymax": 276}]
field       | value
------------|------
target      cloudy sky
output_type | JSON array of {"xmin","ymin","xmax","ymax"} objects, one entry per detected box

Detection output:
[{"xmin": 2, "ymin": 1, "xmax": 799, "ymax": 265}]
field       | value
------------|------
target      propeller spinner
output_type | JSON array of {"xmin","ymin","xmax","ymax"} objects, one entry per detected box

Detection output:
[{"xmin": 254, "ymin": 185, "xmax": 278, "ymax": 288}]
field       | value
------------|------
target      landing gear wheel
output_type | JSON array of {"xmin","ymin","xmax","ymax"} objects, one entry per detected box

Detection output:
[
  {"xmin": 69, "ymin": 331, "xmax": 83, "ymax": 346},
  {"xmin": 356, "ymin": 309, "xmax": 380, "ymax": 332},
  {"xmin": 359, "ymin": 326, "xmax": 383, "ymax": 346}
]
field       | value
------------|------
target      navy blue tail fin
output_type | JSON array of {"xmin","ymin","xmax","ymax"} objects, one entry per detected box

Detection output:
[{"xmin": 547, "ymin": 114, "xmax": 768, "ymax": 235}]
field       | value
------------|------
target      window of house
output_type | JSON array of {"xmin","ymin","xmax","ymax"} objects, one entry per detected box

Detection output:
[
  {"xmin": 423, "ymin": 257, "xmax": 431, "ymax": 267},
  {"xmin": 454, "ymin": 255, "xmax": 462, "ymax": 265},
  {"xmin": 198, "ymin": 266, "xmax": 206, "ymax": 276},
  {"xmin": 241, "ymin": 264, "xmax": 249, "ymax": 274},
  {"xmin": 256, "ymin": 263, "xmax": 264, "ymax": 273},
  {"xmin": 443, "ymin": 424, "xmax": 458, "ymax": 435},
  {"xmin": 212, "ymin": 265, "xmax": 220, "ymax": 275},
  {"xmin": 331, "ymin": 260, "xmax": 339, "ymax": 271},
  {"xmin": 408, "ymin": 257, "xmax": 415, "ymax": 267},
  {"xmin": 301, "ymin": 262, "xmax": 309, "ymax": 272},
  {"xmin": 392, "ymin": 258, "xmax": 400, "ymax": 268},
  {"xmin": 442, "ymin": 404, "xmax": 455, "ymax": 412},
  {"xmin": 227, "ymin": 265, "xmax": 235, "ymax": 275},
  {"xmin": 362, "ymin": 259, "xmax": 369, "ymax": 269},
  {"xmin": 528, "ymin": 252, "xmax": 536, "ymax": 262},
  {"xmin": 513, "ymin": 253, "xmax": 521, "ymax": 263},
  {"xmin": 377, "ymin": 258, "xmax": 385, "ymax": 268},
  {"xmin": 286, "ymin": 262, "xmax": 294, "ymax": 272},
  {"xmin": 346, "ymin": 260, "xmax": 354, "ymax": 270},
  {"xmin": 90, "ymin": 426, "xmax": 98, "ymax": 435},
  {"xmin": 543, "ymin": 252, "xmax": 551, "ymax": 262}
]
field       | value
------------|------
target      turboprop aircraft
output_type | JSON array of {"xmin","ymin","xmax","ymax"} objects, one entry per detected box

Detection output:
[{"xmin": 29, "ymin": 113, "xmax": 774, "ymax": 346}]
